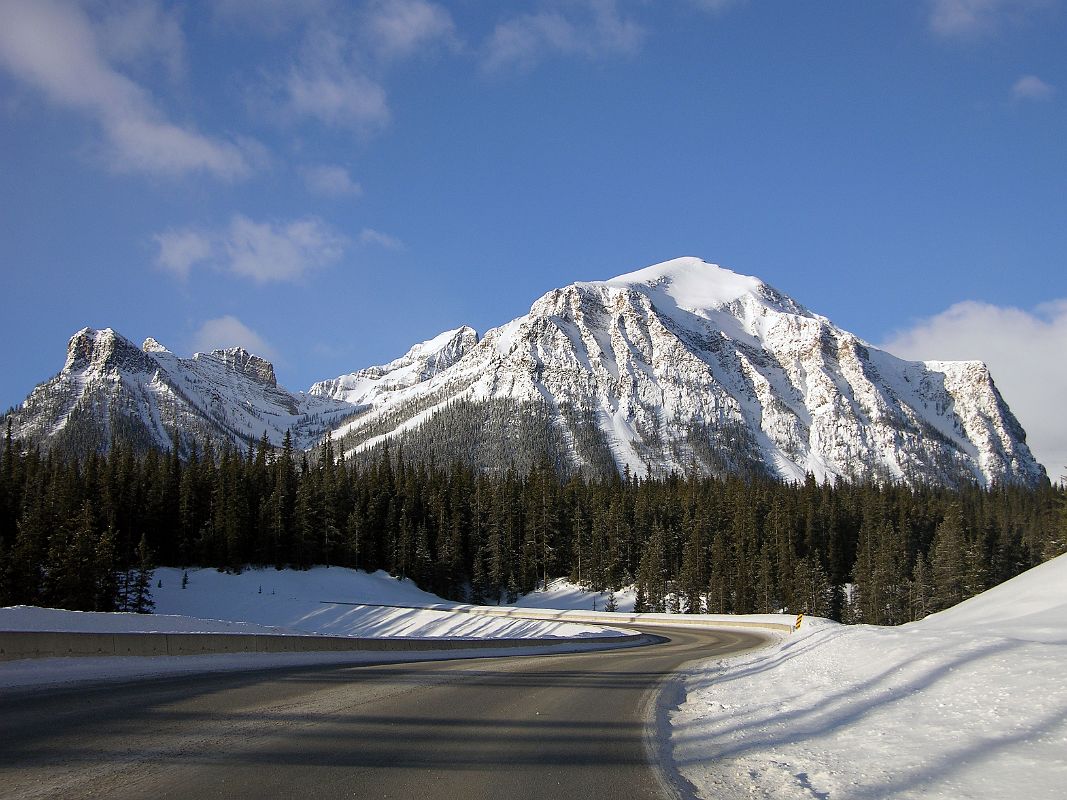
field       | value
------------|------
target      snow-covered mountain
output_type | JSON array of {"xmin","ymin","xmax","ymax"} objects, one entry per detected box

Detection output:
[
  {"xmin": 313, "ymin": 257, "xmax": 1044, "ymax": 487},
  {"xmin": 4, "ymin": 327, "xmax": 356, "ymax": 456},
  {"xmin": 4, "ymin": 257, "xmax": 1045, "ymax": 487}
]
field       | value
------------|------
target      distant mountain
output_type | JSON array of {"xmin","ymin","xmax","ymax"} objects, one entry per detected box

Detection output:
[
  {"xmin": 3, "ymin": 327, "xmax": 355, "ymax": 457},
  {"xmin": 313, "ymin": 257, "xmax": 1045, "ymax": 488},
  {"xmin": 3, "ymin": 258, "xmax": 1046, "ymax": 487}
]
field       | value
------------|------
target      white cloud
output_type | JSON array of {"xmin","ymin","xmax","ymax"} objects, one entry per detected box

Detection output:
[
  {"xmin": 363, "ymin": 0, "xmax": 459, "ymax": 61},
  {"xmin": 359, "ymin": 228, "xmax": 405, "ymax": 250},
  {"xmin": 0, "ymin": 0, "xmax": 254, "ymax": 179},
  {"xmin": 880, "ymin": 299, "xmax": 1067, "ymax": 480},
  {"xmin": 96, "ymin": 0, "xmax": 186, "ymax": 82},
  {"xmin": 154, "ymin": 228, "xmax": 215, "ymax": 279},
  {"xmin": 484, "ymin": 0, "xmax": 644, "ymax": 72},
  {"xmin": 191, "ymin": 316, "xmax": 279, "ymax": 361},
  {"xmin": 284, "ymin": 70, "xmax": 390, "ymax": 130},
  {"xmin": 226, "ymin": 215, "xmax": 347, "ymax": 282},
  {"xmin": 1012, "ymin": 74, "xmax": 1055, "ymax": 101},
  {"xmin": 927, "ymin": 0, "xmax": 1047, "ymax": 39},
  {"xmin": 279, "ymin": 27, "xmax": 391, "ymax": 131},
  {"xmin": 237, "ymin": 2, "xmax": 458, "ymax": 133},
  {"xmin": 301, "ymin": 164, "xmax": 363, "ymax": 197},
  {"xmin": 155, "ymin": 215, "xmax": 347, "ymax": 283}
]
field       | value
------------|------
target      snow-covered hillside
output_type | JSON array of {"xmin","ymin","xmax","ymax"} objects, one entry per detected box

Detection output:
[
  {"xmin": 669, "ymin": 553, "xmax": 1067, "ymax": 800},
  {"xmin": 321, "ymin": 257, "xmax": 1044, "ymax": 487},
  {"xmin": 6, "ymin": 328, "xmax": 356, "ymax": 454}
]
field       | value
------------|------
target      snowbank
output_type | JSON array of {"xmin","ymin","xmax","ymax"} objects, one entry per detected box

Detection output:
[
  {"xmin": 0, "ymin": 567, "xmax": 643, "ymax": 692},
  {"xmin": 669, "ymin": 553, "xmax": 1067, "ymax": 799},
  {"xmin": 512, "ymin": 578, "xmax": 638, "ymax": 612},
  {"xmin": 0, "ymin": 567, "xmax": 627, "ymax": 641}
]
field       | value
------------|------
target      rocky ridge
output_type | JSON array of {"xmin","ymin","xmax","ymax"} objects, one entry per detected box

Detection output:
[
  {"xmin": 3, "ymin": 258, "xmax": 1046, "ymax": 488},
  {"xmin": 6, "ymin": 328, "xmax": 355, "ymax": 456}
]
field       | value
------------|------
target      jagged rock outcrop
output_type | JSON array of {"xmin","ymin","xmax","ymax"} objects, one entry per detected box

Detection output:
[{"xmin": 4, "ymin": 328, "xmax": 355, "ymax": 457}]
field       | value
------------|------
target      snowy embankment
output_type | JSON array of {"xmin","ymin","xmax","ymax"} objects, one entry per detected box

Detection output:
[
  {"xmin": 0, "ymin": 567, "xmax": 636, "ymax": 691},
  {"xmin": 669, "ymin": 553, "xmax": 1067, "ymax": 800},
  {"xmin": 1, "ymin": 567, "xmax": 626, "ymax": 641},
  {"xmin": 512, "ymin": 577, "xmax": 639, "ymax": 612}
]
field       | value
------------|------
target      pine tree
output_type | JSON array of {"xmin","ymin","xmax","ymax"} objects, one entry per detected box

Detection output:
[
  {"xmin": 909, "ymin": 552, "xmax": 934, "ymax": 621},
  {"xmin": 129, "ymin": 533, "xmax": 156, "ymax": 613},
  {"xmin": 929, "ymin": 504, "xmax": 968, "ymax": 613},
  {"xmin": 636, "ymin": 524, "xmax": 667, "ymax": 613},
  {"xmin": 792, "ymin": 556, "xmax": 831, "ymax": 618}
]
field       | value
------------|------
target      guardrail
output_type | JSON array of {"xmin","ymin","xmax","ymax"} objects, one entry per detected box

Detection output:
[{"xmin": 0, "ymin": 629, "xmax": 647, "ymax": 662}]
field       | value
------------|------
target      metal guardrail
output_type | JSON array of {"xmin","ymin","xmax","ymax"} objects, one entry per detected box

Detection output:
[{"xmin": 0, "ymin": 629, "xmax": 648, "ymax": 662}]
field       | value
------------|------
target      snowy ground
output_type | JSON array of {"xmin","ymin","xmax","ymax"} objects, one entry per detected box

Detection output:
[
  {"xmin": 511, "ymin": 577, "xmax": 638, "ymax": 612},
  {"xmin": 669, "ymin": 553, "xmax": 1067, "ymax": 800},
  {"xmin": 149, "ymin": 566, "xmax": 625, "ymax": 639}
]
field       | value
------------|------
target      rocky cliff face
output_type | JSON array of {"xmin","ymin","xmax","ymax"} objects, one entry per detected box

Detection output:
[
  {"xmin": 5, "ymin": 328, "xmax": 354, "ymax": 457},
  {"xmin": 319, "ymin": 258, "xmax": 1045, "ymax": 487}
]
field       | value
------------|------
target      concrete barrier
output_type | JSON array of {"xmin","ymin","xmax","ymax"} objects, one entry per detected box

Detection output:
[{"xmin": 0, "ymin": 629, "xmax": 646, "ymax": 663}]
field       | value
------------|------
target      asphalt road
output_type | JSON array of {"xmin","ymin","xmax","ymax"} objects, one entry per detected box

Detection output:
[{"xmin": 0, "ymin": 626, "xmax": 769, "ymax": 800}]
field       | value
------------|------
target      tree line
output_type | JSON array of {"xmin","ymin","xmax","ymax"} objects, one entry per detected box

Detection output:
[{"xmin": 1, "ymin": 422, "xmax": 1064, "ymax": 623}]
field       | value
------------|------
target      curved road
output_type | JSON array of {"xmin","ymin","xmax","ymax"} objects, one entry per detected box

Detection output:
[{"xmin": 0, "ymin": 626, "xmax": 769, "ymax": 800}]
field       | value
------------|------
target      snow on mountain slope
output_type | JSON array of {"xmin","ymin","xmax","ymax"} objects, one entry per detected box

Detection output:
[
  {"xmin": 309, "ymin": 326, "xmax": 479, "ymax": 406},
  {"xmin": 2, "ymin": 257, "xmax": 1045, "ymax": 486},
  {"xmin": 669, "ymin": 552, "xmax": 1067, "ymax": 800},
  {"xmin": 324, "ymin": 257, "xmax": 1044, "ymax": 487},
  {"xmin": 6, "ymin": 327, "xmax": 356, "ymax": 455}
]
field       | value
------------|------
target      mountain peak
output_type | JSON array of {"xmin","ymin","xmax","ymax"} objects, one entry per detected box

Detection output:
[
  {"xmin": 603, "ymin": 257, "xmax": 761, "ymax": 304},
  {"xmin": 65, "ymin": 327, "xmax": 154, "ymax": 374},
  {"xmin": 575, "ymin": 257, "xmax": 809, "ymax": 320}
]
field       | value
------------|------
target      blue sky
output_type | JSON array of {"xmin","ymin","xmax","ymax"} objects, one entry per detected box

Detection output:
[{"xmin": 1, "ymin": 0, "xmax": 1065, "ymax": 475}]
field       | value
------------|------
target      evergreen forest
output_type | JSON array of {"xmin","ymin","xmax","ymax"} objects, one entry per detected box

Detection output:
[{"xmin": 1, "ymin": 423, "xmax": 1064, "ymax": 625}]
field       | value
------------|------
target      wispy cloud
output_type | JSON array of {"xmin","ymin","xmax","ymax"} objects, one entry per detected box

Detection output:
[
  {"xmin": 880, "ymin": 299, "xmax": 1067, "ymax": 479},
  {"xmin": 927, "ymin": 0, "xmax": 1048, "ymax": 39},
  {"xmin": 301, "ymin": 164, "xmax": 363, "ymax": 197},
  {"xmin": 251, "ymin": 2, "xmax": 457, "ymax": 133},
  {"xmin": 0, "ymin": 0, "xmax": 255, "ymax": 179},
  {"xmin": 155, "ymin": 229, "xmax": 215, "ymax": 280},
  {"xmin": 155, "ymin": 215, "xmax": 347, "ymax": 283},
  {"xmin": 212, "ymin": 0, "xmax": 330, "ymax": 36},
  {"xmin": 96, "ymin": 0, "xmax": 186, "ymax": 82},
  {"xmin": 483, "ymin": 0, "xmax": 644, "ymax": 72},
  {"xmin": 191, "ymin": 316, "xmax": 280, "ymax": 361},
  {"xmin": 227, "ymin": 215, "xmax": 347, "ymax": 282},
  {"xmin": 359, "ymin": 228, "xmax": 405, "ymax": 250},
  {"xmin": 1012, "ymin": 74, "xmax": 1056, "ymax": 101},
  {"xmin": 363, "ymin": 0, "xmax": 460, "ymax": 61},
  {"xmin": 281, "ymin": 27, "xmax": 391, "ymax": 131}
]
